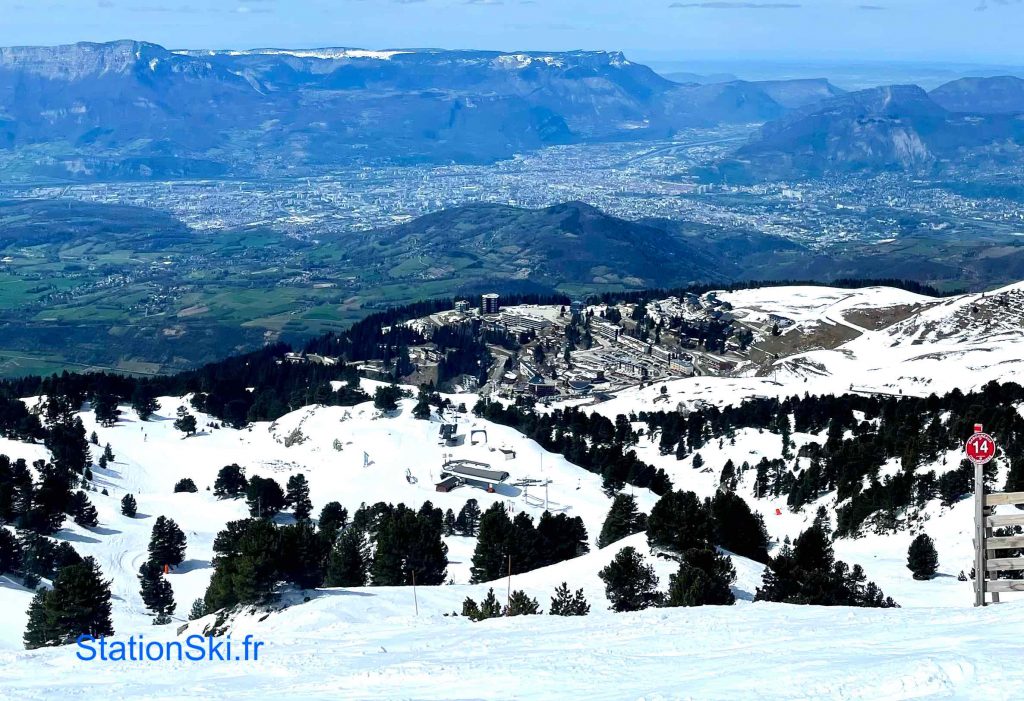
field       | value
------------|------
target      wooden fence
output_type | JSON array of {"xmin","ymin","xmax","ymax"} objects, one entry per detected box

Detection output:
[{"xmin": 974, "ymin": 469, "xmax": 1024, "ymax": 605}]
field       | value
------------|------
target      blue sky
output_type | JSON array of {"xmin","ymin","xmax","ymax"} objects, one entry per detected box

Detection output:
[{"xmin": 0, "ymin": 0, "xmax": 1022, "ymax": 63}]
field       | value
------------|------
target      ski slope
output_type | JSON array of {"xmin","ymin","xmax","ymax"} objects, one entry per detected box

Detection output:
[
  {"xmin": 3, "ymin": 282, "xmax": 1024, "ymax": 699},
  {"xmin": 2, "ymin": 585, "xmax": 1023, "ymax": 700}
]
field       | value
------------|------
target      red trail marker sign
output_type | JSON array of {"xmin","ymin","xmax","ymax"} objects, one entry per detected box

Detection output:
[{"xmin": 966, "ymin": 424, "xmax": 995, "ymax": 465}]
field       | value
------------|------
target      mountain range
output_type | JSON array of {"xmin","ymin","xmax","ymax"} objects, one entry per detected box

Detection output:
[
  {"xmin": 0, "ymin": 40, "xmax": 850, "ymax": 178},
  {"xmin": 700, "ymin": 79, "xmax": 1024, "ymax": 180}
]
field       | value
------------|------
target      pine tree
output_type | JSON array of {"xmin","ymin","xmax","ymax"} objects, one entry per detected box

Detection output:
[
  {"xmin": 318, "ymin": 501, "xmax": 348, "ymax": 541},
  {"xmin": 131, "ymin": 385, "xmax": 160, "ymax": 422},
  {"xmin": 173, "ymin": 413, "xmax": 198, "ymax": 437},
  {"xmin": 188, "ymin": 598, "xmax": 206, "ymax": 621},
  {"xmin": 0, "ymin": 528, "xmax": 22, "ymax": 575},
  {"xmin": 597, "ymin": 493, "xmax": 647, "ymax": 548},
  {"xmin": 213, "ymin": 464, "xmax": 248, "ymax": 499},
  {"xmin": 93, "ymin": 395, "xmax": 120, "ymax": 428},
  {"xmin": 462, "ymin": 588, "xmax": 503, "ymax": 621},
  {"xmin": 246, "ymin": 476, "xmax": 286, "ymax": 518},
  {"xmin": 278, "ymin": 521, "xmax": 327, "ymax": 589},
  {"xmin": 138, "ymin": 561, "xmax": 176, "ymax": 618},
  {"xmin": 647, "ymin": 490, "xmax": 713, "ymax": 555},
  {"xmin": 24, "ymin": 557, "xmax": 113, "ymax": 649},
  {"xmin": 665, "ymin": 548, "xmax": 736, "ymax": 607},
  {"xmin": 70, "ymin": 490, "xmax": 99, "ymax": 528},
  {"xmin": 204, "ymin": 518, "xmax": 281, "ymax": 611},
  {"xmin": 710, "ymin": 491, "xmax": 770, "ymax": 563},
  {"xmin": 598, "ymin": 546, "xmax": 661, "ymax": 612},
  {"xmin": 692, "ymin": 452, "xmax": 704, "ymax": 470},
  {"xmin": 285, "ymin": 474, "xmax": 313, "ymax": 521},
  {"xmin": 549, "ymin": 582, "xmax": 590, "ymax": 616},
  {"xmin": 324, "ymin": 528, "xmax": 367, "ymax": 587},
  {"xmin": 470, "ymin": 503, "xmax": 513, "ymax": 583},
  {"xmin": 148, "ymin": 516, "xmax": 187, "ymax": 569},
  {"xmin": 456, "ymin": 499, "xmax": 482, "ymax": 536},
  {"xmin": 504, "ymin": 590, "xmax": 541, "ymax": 616},
  {"xmin": 173, "ymin": 478, "xmax": 198, "ymax": 493},
  {"xmin": 412, "ymin": 395, "xmax": 431, "ymax": 420},
  {"xmin": 103, "ymin": 443, "xmax": 114, "ymax": 462},
  {"xmin": 907, "ymin": 533, "xmax": 939, "ymax": 580},
  {"xmin": 443, "ymin": 508, "xmax": 456, "ymax": 536},
  {"xmin": 121, "ymin": 493, "xmax": 137, "ymax": 518},
  {"xmin": 23, "ymin": 589, "xmax": 57, "ymax": 650}
]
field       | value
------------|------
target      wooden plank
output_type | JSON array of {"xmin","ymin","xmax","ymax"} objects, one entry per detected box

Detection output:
[
  {"xmin": 985, "ymin": 580, "xmax": 1024, "ymax": 593},
  {"xmin": 985, "ymin": 492, "xmax": 1024, "ymax": 507},
  {"xmin": 986, "ymin": 513, "xmax": 1024, "ymax": 528},
  {"xmin": 986, "ymin": 557, "xmax": 1024, "ymax": 571},
  {"xmin": 985, "ymin": 535, "xmax": 1024, "ymax": 550}
]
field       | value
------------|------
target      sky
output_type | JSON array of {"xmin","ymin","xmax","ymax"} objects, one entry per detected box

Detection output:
[{"xmin": 0, "ymin": 0, "xmax": 1022, "ymax": 65}]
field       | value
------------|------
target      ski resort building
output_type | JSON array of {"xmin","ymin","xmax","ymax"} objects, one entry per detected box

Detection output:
[{"xmin": 440, "ymin": 459, "xmax": 510, "ymax": 490}]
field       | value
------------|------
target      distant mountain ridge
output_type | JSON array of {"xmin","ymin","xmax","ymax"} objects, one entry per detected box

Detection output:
[
  {"xmin": 929, "ymin": 75, "xmax": 1024, "ymax": 114},
  {"xmin": 345, "ymin": 200, "xmax": 805, "ymax": 291},
  {"xmin": 0, "ymin": 40, "xmax": 846, "ymax": 177},
  {"xmin": 708, "ymin": 83, "xmax": 1024, "ymax": 179}
]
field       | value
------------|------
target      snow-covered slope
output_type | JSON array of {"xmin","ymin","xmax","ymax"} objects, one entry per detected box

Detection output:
[{"xmin": 5, "ymin": 282, "xmax": 1024, "ymax": 699}]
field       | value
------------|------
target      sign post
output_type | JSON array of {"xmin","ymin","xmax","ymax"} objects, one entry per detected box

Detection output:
[{"xmin": 968, "ymin": 424, "xmax": 996, "ymax": 607}]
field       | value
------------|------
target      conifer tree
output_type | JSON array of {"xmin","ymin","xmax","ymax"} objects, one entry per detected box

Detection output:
[
  {"xmin": 173, "ymin": 413, "xmax": 198, "ymax": 437},
  {"xmin": 412, "ymin": 394, "xmax": 431, "ymax": 420},
  {"xmin": 598, "ymin": 546, "xmax": 661, "ymax": 612},
  {"xmin": 324, "ymin": 527, "xmax": 367, "ymax": 587},
  {"xmin": 462, "ymin": 588, "xmax": 503, "ymax": 621},
  {"xmin": 710, "ymin": 491, "xmax": 770, "ymax": 563},
  {"xmin": 443, "ymin": 508, "xmax": 456, "ymax": 536},
  {"xmin": 204, "ymin": 518, "xmax": 281, "ymax": 611},
  {"xmin": 24, "ymin": 557, "xmax": 113, "ymax": 649},
  {"xmin": 246, "ymin": 476, "xmax": 286, "ymax": 518},
  {"xmin": 597, "ymin": 493, "xmax": 647, "ymax": 548},
  {"xmin": 647, "ymin": 490, "xmax": 713, "ymax": 555},
  {"xmin": 213, "ymin": 464, "xmax": 248, "ymax": 499},
  {"xmin": 188, "ymin": 598, "xmax": 206, "ymax": 621},
  {"xmin": 93, "ymin": 395, "xmax": 120, "ymax": 428},
  {"xmin": 504, "ymin": 590, "xmax": 541, "ymax": 616},
  {"xmin": 0, "ymin": 528, "xmax": 22, "ymax": 575},
  {"xmin": 456, "ymin": 499, "xmax": 482, "ymax": 536},
  {"xmin": 138, "ymin": 561, "xmax": 176, "ymax": 619},
  {"xmin": 278, "ymin": 521, "xmax": 327, "ymax": 589},
  {"xmin": 318, "ymin": 501, "xmax": 348, "ymax": 541},
  {"xmin": 666, "ymin": 548, "xmax": 736, "ymax": 607},
  {"xmin": 549, "ymin": 582, "xmax": 590, "ymax": 616},
  {"xmin": 121, "ymin": 493, "xmax": 137, "ymax": 518},
  {"xmin": 173, "ymin": 478, "xmax": 198, "ymax": 493},
  {"xmin": 131, "ymin": 385, "xmax": 160, "ymax": 421},
  {"xmin": 285, "ymin": 473, "xmax": 313, "ymax": 521},
  {"xmin": 148, "ymin": 515, "xmax": 187, "ymax": 569},
  {"xmin": 907, "ymin": 533, "xmax": 939, "ymax": 580},
  {"xmin": 70, "ymin": 490, "xmax": 98, "ymax": 528},
  {"xmin": 470, "ymin": 503, "xmax": 513, "ymax": 583},
  {"xmin": 22, "ymin": 589, "xmax": 56, "ymax": 650}
]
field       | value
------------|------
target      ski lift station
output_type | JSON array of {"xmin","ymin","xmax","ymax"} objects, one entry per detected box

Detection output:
[{"xmin": 435, "ymin": 459, "xmax": 510, "ymax": 493}]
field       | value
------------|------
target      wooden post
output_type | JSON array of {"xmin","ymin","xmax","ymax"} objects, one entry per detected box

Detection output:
[
  {"xmin": 975, "ymin": 460, "xmax": 986, "ymax": 607},
  {"xmin": 411, "ymin": 568, "xmax": 418, "ymax": 616}
]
